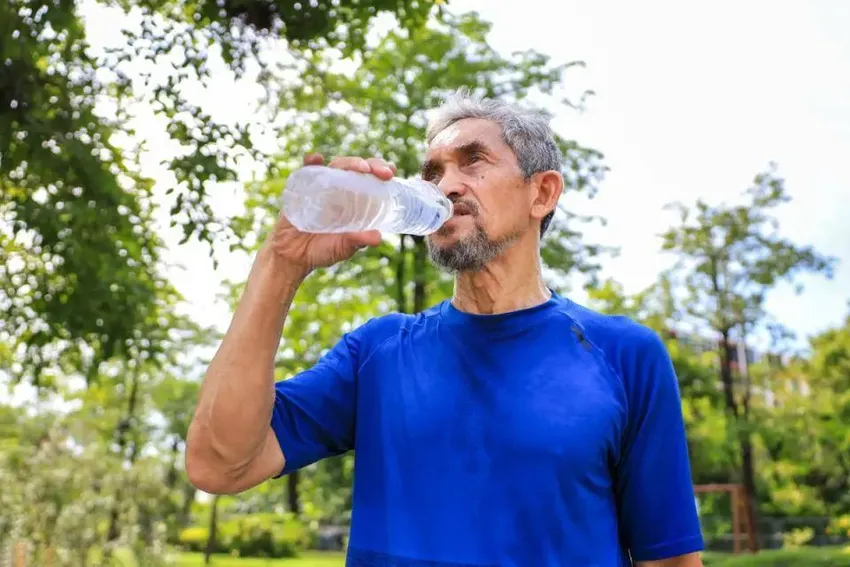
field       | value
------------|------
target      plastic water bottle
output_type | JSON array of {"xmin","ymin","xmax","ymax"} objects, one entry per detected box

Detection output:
[{"xmin": 281, "ymin": 166, "xmax": 453, "ymax": 236}]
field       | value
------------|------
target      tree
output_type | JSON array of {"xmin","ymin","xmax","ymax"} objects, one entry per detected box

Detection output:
[
  {"xmin": 0, "ymin": 396, "xmax": 175, "ymax": 566},
  {"xmin": 794, "ymin": 309, "xmax": 850, "ymax": 514},
  {"xmin": 660, "ymin": 164, "xmax": 837, "ymax": 549},
  {"xmin": 0, "ymin": 0, "xmax": 184, "ymax": 387},
  {"xmin": 0, "ymin": 0, "xmax": 444, "ymax": 388},
  {"xmin": 151, "ymin": 375, "xmax": 204, "ymax": 532}
]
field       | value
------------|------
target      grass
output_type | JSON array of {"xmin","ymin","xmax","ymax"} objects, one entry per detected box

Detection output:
[
  {"xmin": 702, "ymin": 546, "xmax": 850, "ymax": 567},
  {"xmin": 175, "ymin": 547, "xmax": 850, "ymax": 567},
  {"xmin": 174, "ymin": 551, "xmax": 345, "ymax": 566},
  {"xmin": 175, "ymin": 548, "xmax": 850, "ymax": 567}
]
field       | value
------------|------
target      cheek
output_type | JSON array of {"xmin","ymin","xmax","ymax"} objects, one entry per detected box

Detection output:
[{"xmin": 477, "ymin": 183, "xmax": 530, "ymax": 230}]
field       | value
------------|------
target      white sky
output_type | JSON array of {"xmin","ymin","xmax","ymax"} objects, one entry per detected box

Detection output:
[{"xmin": 82, "ymin": 0, "xmax": 850, "ymax": 350}]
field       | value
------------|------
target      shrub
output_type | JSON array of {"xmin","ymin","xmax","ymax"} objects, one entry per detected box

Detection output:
[
  {"xmin": 177, "ymin": 527, "xmax": 210, "ymax": 553},
  {"xmin": 828, "ymin": 516, "xmax": 850, "ymax": 539},
  {"xmin": 179, "ymin": 514, "xmax": 311, "ymax": 558},
  {"xmin": 781, "ymin": 527, "xmax": 815, "ymax": 549}
]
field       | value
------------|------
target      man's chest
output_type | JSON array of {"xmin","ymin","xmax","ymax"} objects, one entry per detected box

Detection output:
[{"xmin": 354, "ymin": 332, "xmax": 627, "ymax": 477}]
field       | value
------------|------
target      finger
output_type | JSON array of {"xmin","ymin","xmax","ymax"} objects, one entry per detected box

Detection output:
[
  {"xmin": 388, "ymin": 162, "xmax": 397, "ymax": 174},
  {"xmin": 366, "ymin": 157, "xmax": 394, "ymax": 180},
  {"xmin": 329, "ymin": 156, "xmax": 371, "ymax": 173},
  {"xmin": 303, "ymin": 153, "xmax": 325, "ymax": 166},
  {"xmin": 345, "ymin": 230, "xmax": 382, "ymax": 249}
]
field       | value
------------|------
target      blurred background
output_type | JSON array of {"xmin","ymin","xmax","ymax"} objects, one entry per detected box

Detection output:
[{"xmin": 2, "ymin": 0, "xmax": 850, "ymax": 565}]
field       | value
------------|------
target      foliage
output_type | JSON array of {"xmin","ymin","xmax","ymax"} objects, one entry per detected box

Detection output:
[
  {"xmin": 101, "ymin": 0, "xmax": 446, "ymax": 249},
  {"xmin": 661, "ymin": 164, "xmax": 837, "ymax": 548},
  {"xmin": 179, "ymin": 514, "xmax": 311, "ymax": 558},
  {"xmin": 0, "ymin": 312, "xmax": 211, "ymax": 563},
  {"xmin": 0, "ymin": 0, "xmax": 443, "ymax": 389},
  {"xmin": 756, "ymin": 312, "xmax": 850, "ymax": 518},
  {"xmin": 0, "ymin": 414, "xmax": 171, "ymax": 566},
  {"xmin": 661, "ymin": 164, "xmax": 836, "ymax": 343},
  {"xmin": 0, "ymin": 0, "xmax": 166, "ymax": 386},
  {"xmin": 781, "ymin": 527, "xmax": 815, "ymax": 549},
  {"xmin": 828, "ymin": 516, "xmax": 850, "ymax": 540}
]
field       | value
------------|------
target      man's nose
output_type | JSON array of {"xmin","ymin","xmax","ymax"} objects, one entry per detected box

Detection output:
[{"xmin": 437, "ymin": 171, "xmax": 468, "ymax": 199}]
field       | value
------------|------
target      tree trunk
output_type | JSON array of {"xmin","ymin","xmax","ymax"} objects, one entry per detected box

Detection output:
[
  {"xmin": 287, "ymin": 470, "xmax": 301, "ymax": 516},
  {"xmin": 396, "ymin": 235, "xmax": 408, "ymax": 313},
  {"xmin": 180, "ymin": 484, "xmax": 197, "ymax": 528},
  {"xmin": 204, "ymin": 495, "xmax": 220, "ymax": 565},
  {"xmin": 739, "ymin": 434, "xmax": 760, "ymax": 551},
  {"xmin": 718, "ymin": 331, "xmax": 760, "ymax": 551},
  {"xmin": 165, "ymin": 438, "xmax": 181, "ymax": 489},
  {"xmin": 106, "ymin": 367, "xmax": 141, "ymax": 542},
  {"xmin": 412, "ymin": 236, "xmax": 428, "ymax": 313},
  {"xmin": 737, "ymin": 330, "xmax": 761, "ymax": 551},
  {"xmin": 718, "ymin": 330, "xmax": 738, "ymax": 419}
]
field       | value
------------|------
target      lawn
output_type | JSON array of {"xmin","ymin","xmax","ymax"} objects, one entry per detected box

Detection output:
[
  {"xmin": 175, "ymin": 551, "xmax": 345, "ymax": 566},
  {"xmin": 702, "ymin": 546, "xmax": 850, "ymax": 566},
  {"xmin": 176, "ymin": 547, "xmax": 850, "ymax": 567},
  {"xmin": 176, "ymin": 548, "xmax": 850, "ymax": 567}
]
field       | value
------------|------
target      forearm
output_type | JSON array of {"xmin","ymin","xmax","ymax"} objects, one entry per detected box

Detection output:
[{"xmin": 188, "ymin": 245, "xmax": 306, "ymax": 475}]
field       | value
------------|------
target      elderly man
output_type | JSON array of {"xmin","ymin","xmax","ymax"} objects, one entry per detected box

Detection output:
[{"xmin": 186, "ymin": 90, "xmax": 705, "ymax": 566}]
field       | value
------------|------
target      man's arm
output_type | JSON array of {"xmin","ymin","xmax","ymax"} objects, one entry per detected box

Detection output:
[
  {"xmin": 636, "ymin": 552, "xmax": 704, "ymax": 567},
  {"xmin": 184, "ymin": 154, "xmax": 388, "ymax": 495},
  {"xmin": 185, "ymin": 248, "xmax": 304, "ymax": 494}
]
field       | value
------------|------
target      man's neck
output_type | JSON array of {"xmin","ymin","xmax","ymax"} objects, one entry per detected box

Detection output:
[{"xmin": 452, "ymin": 238, "xmax": 551, "ymax": 315}]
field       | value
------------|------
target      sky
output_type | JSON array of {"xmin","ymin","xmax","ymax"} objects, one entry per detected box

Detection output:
[{"xmin": 82, "ymin": 0, "xmax": 850, "ymax": 351}]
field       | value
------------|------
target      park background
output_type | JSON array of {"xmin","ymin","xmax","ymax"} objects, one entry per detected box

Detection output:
[{"xmin": 2, "ymin": 0, "xmax": 850, "ymax": 565}]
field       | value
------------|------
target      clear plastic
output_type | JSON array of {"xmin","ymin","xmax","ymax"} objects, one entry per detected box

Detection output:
[{"xmin": 281, "ymin": 165, "xmax": 453, "ymax": 236}]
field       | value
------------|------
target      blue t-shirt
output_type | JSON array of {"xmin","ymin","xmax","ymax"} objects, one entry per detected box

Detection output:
[{"xmin": 271, "ymin": 292, "xmax": 704, "ymax": 566}]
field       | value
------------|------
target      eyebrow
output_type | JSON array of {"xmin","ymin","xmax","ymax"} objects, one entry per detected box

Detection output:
[{"xmin": 421, "ymin": 139, "xmax": 492, "ymax": 178}]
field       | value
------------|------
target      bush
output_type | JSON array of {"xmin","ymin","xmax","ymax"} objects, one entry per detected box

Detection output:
[
  {"xmin": 828, "ymin": 516, "xmax": 850, "ymax": 539},
  {"xmin": 177, "ymin": 527, "xmax": 211, "ymax": 553},
  {"xmin": 179, "ymin": 514, "xmax": 311, "ymax": 558},
  {"xmin": 706, "ymin": 546, "xmax": 850, "ymax": 567}
]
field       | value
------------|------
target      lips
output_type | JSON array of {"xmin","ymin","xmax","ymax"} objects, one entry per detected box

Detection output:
[{"xmin": 451, "ymin": 202, "xmax": 475, "ymax": 217}]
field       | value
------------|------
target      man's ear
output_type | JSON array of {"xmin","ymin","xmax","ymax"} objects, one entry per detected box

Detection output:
[{"xmin": 530, "ymin": 170, "xmax": 564, "ymax": 222}]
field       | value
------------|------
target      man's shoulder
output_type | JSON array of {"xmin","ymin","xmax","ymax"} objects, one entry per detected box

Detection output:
[
  {"xmin": 348, "ymin": 303, "xmax": 443, "ymax": 352},
  {"xmin": 556, "ymin": 300, "xmax": 675, "ymax": 406},
  {"xmin": 559, "ymin": 298, "xmax": 661, "ymax": 353}
]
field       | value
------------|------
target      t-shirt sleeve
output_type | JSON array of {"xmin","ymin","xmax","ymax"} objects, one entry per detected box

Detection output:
[
  {"xmin": 269, "ymin": 326, "xmax": 366, "ymax": 477},
  {"xmin": 614, "ymin": 327, "xmax": 704, "ymax": 561}
]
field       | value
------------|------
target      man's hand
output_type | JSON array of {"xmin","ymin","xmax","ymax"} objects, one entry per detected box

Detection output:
[{"xmin": 265, "ymin": 153, "xmax": 396, "ymax": 275}]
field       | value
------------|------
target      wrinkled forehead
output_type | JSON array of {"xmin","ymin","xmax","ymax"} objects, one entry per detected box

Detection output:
[{"xmin": 425, "ymin": 118, "xmax": 507, "ymax": 160}]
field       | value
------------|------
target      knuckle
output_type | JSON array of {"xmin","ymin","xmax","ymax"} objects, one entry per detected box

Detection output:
[
  {"xmin": 367, "ymin": 157, "xmax": 389, "ymax": 168},
  {"xmin": 329, "ymin": 156, "xmax": 367, "ymax": 170}
]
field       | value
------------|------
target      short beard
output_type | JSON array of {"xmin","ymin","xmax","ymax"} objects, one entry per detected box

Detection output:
[{"xmin": 426, "ymin": 222, "xmax": 519, "ymax": 274}]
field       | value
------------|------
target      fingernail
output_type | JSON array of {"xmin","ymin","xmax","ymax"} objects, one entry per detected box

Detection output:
[{"xmin": 359, "ymin": 160, "xmax": 370, "ymax": 172}]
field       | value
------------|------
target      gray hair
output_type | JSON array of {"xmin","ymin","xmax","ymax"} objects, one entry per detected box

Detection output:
[{"xmin": 425, "ymin": 88, "xmax": 563, "ymax": 236}]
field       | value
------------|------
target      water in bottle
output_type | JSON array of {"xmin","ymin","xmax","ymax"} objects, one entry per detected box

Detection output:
[{"xmin": 281, "ymin": 165, "xmax": 453, "ymax": 236}]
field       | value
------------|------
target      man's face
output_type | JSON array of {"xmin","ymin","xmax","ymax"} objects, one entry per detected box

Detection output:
[{"xmin": 422, "ymin": 118, "xmax": 532, "ymax": 273}]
